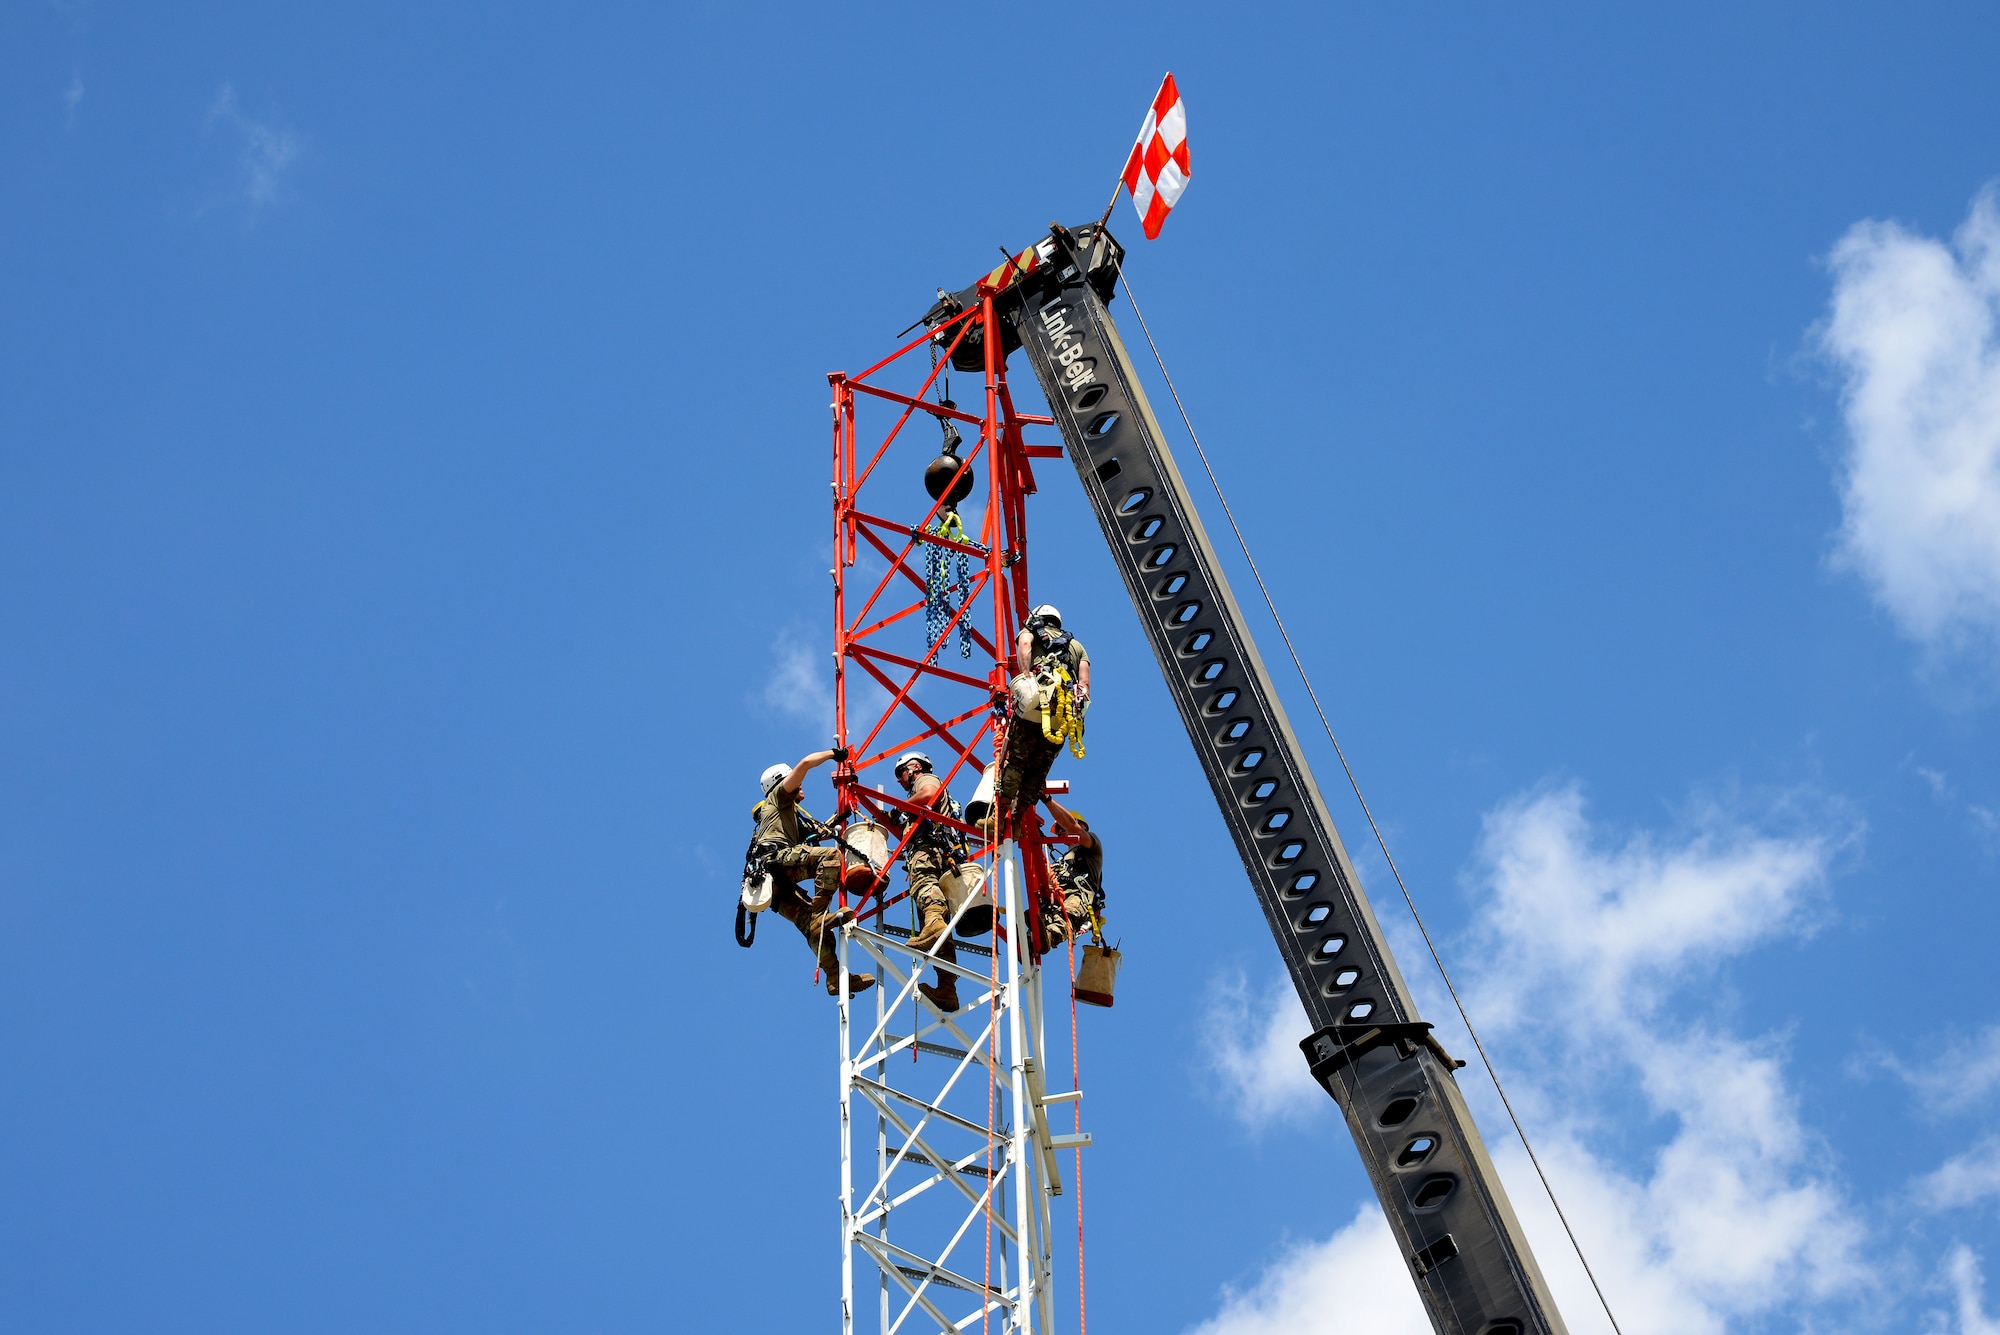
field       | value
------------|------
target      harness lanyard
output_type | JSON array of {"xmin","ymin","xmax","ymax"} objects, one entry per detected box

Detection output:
[{"xmin": 1038, "ymin": 663, "xmax": 1086, "ymax": 759}]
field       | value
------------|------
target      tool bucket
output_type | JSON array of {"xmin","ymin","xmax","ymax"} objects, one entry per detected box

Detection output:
[
  {"xmin": 1073, "ymin": 943, "xmax": 1121, "ymax": 1008},
  {"xmin": 839, "ymin": 821, "xmax": 889, "ymax": 894},
  {"xmin": 1009, "ymin": 672, "xmax": 1044, "ymax": 726},
  {"xmin": 943, "ymin": 862, "xmax": 995, "ymax": 938},
  {"xmin": 963, "ymin": 764, "xmax": 996, "ymax": 827}
]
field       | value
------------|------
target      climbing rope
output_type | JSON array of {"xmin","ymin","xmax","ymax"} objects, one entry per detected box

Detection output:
[{"xmin": 1115, "ymin": 262, "xmax": 1626, "ymax": 1335}]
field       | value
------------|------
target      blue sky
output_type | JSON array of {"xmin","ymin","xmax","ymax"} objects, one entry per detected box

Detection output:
[{"xmin": 5, "ymin": 3, "xmax": 2000, "ymax": 1332}]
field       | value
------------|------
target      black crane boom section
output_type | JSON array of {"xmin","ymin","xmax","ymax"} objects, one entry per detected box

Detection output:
[{"xmin": 948, "ymin": 223, "xmax": 1570, "ymax": 1335}]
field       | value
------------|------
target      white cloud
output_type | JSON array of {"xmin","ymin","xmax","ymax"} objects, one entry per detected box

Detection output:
[
  {"xmin": 1904, "ymin": 761, "xmax": 2000, "ymax": 855},
  {"xmin": 1198, "ymin": 970, "xmax": 1322, "ymax": 1129},
  {"xmin": 1464, "ymin": 783, "xmax": 1835, "ymax": 1032},
  {"xmin": 1820, "ymin": 187, "xmax": 2000, "ymax": 661},
  {"xmin": 1879, "ymin": 1024, "xmax": 2000, "ymax": 1117},
  {"xmin": 1943, "ymin": 1245, "xmax": 2000, "ymax": 1335},
  {"xmin": 204, "ymin": 83, "xmax": 302, "ymax": 210},
  {"xmin": 759, "ymin": 631, "xmax": 833, "ymax": 730},
  {"xmin": 1973, "ymin": 804, "xmax": 2000, "ymax": 854},
  {"xmin": 62, "ymin": 71, "xmax": 82, "ymax": 127},
  {"xmin": 1919, "ymin": 1138, "xmax": 2000, "ymax": 1213},
  {"xmin": 1191, "ymin": 782, "xmax": 1867, "ymax": 1335},
  {"xmin": 1184, "ymin": 1204, "xmax": 1430, "ymax": 1335},
  {"xmin": 1918, "ymin": 763, "xmax": 1955, "ymax": 798},
  {"xmin": 1464, "ymin": 786, "xmax": 1864, "ymax": 1331}
]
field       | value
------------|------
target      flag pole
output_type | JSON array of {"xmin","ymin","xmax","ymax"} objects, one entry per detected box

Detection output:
[
  {"xmin": 1095, "ymin": 172, "xmax": 1124, "ymax": 233},
  {"xmin": 1089, "ymin": 172, "xmax": 1125, "ymax": 270}
]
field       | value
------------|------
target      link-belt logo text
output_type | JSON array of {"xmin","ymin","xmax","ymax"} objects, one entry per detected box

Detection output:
[{"xmin": 1038, "ymin": 298, "xmax": 1096, "ymax": 391}]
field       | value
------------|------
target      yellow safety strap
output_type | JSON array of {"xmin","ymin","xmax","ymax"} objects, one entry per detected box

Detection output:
[{"xmin": 1038, "ymin": 665, "xmax": 1086, "ymax": 760}]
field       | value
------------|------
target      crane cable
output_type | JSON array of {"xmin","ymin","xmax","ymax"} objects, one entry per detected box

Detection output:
[{"xmin": 1113, "ymin": 262, "xmax": 1625, "ymax": 1335}]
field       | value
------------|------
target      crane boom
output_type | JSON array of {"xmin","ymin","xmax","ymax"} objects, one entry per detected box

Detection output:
[{"xmin": 941, "ymin": 223, "xmax": 1570, "ymax": 1335}]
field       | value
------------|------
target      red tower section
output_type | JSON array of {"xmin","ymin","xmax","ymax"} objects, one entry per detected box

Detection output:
[{"xmin": 826, "ymin": 271, "xmax": 1069, "ymax": 950}]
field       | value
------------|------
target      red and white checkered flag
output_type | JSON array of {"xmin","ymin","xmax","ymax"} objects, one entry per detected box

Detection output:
[{"xmin": 1121, "ymin": 74, "xmax": 1189, "ymax": 240}]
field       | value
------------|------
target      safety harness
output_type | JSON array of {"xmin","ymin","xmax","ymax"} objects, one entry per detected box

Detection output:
[
  {"xmin": 1024, "ymin": 627, "xmax": 1087, "ymax": 760},
  {"xmin": 738, "ymin": 796, "xmax": 823, "ymax": 949},
  {"xmin": 903, "ymin": 785, "xmax": 970, "ymax": 863},
  {"xmin": 739, "ymin": 797, "xmax": 878, "ymax": 948},
  {"xmin": 1051, "ymin": 845, "xmax": 1107, "ymax": 942}
]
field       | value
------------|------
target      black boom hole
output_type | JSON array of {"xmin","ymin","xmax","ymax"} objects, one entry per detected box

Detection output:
[
  {"xmin": 1397, "ymin": 1136, "xmax": 1437, "ymax": 1168},
  {"xmin": 1316, "ymin": 935, "xmax": 1346, "ymax": 958},
  {"xmin": 1261, "ymin": 809, "xmax": 1292, "ymax": 833},
  {"xmin": 1095, "ymin": 458, "xmax": 1122, "ymax": 483},
  {"xmin": 1302, "ymin": 903, "xmax": 1331, "ymax": 926},
  {"xmin": 1135, "ymin": 516, "xmax": 1163, "ymax": 540},
  {"xmin": 1119, "ymin": 488, "xmax": 1150, "ymax": 515},
  {"xmin": 1379, "ymin": 1095, "xmax": 1420, "ymax": 1128},
  {"xmin": 1250, "ymin": 778, "xmax": 1278, "ymax": 800},
  {"xmin": 1185, "ymin": 630, "xmax": 1213, "ymax": 653},
  {"xmin": 1236, "ymin": 748, "xmax": 1264, "ymax": 770},
  {"xmin": 1412, "ymin": 1176, "xmax": 1456, "ymax": 1210},
  {"xmin": 1412, "ymin": 1234, "xmax": 1459, "ymax": 1275},
  {"xmin": 1208, "ymin": 688, "xmax": 1238, "ymax": 713},
  {"xmin": 1174, "ymin": 602, "xmax": 1199, "ymax": 625},
  {"xmin": 1200, "ymin": 659, "xmax": 1226, "ymax": 682},
  {"xmin": 1088, "ymin": 411, "xmax": 1120, "ymax": 437},
  {"xmin": 1289, "ymin": 870, "xmax": 1318, "ymax": 893},
  {"xmin": 1333, "ymin": 968, "xmax": 1360, "ymax": 988},
  {"xmin": 1226, "ymin": 719, "xmax": 1252, "ymax": 740},
  {"xmin": 1077, "ymin": 384, "xmax": 1108, "ymax": 411},
  {"xmin": 1149, "ymin": 544, "xmax": 1177, "ymax": 568},
  {"xmin": 1274, "ymin": 840, "xmax": 1305, "ymax": 865},
  {"xmin": 1161, "ymin": 573, "xmax": 1188, "ymax": 596}
]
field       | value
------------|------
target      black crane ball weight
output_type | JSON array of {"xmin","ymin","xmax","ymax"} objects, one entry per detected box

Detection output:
[
  {"xmin": 924, "ymin": 401, "xmax": 974, "ymax": 505},
  {"xmin": 925, "ymin": 451, "xmax": 976, "ymax": 505}
]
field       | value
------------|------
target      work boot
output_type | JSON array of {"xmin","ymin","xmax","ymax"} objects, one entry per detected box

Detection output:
[
  {"xmin": 827, "ymin": 970, "xmax": 876, "ymax": 997},
  {"xmin": 908, "ymin": 899, "xmax": 951, "ymax": 954},
  {"xmin": 918, "ymin": 974, "xmax": 961, "ymax": 1013},
  {"xmin": 807, "ymin": 905, "xmax": 855, "ymax": 938}
]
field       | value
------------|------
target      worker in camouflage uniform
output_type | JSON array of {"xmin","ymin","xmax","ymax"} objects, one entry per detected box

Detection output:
[
  {"xmin": 1040, "ymin": 797, "xmax": 1103, "ymax": 947},
  {"xmin": 889, "ymin": 751, "xmax": 964, "ymax": 1014},
  {"xmin": 991, "ymin": 604, "xmax": 1090, "ymax": 836},
  {"xmin": 751, "ymin": 748, "xmax": 875, "ymax": 997}
]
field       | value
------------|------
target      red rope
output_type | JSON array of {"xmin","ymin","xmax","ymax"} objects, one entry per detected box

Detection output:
[{"xmin": 1068, "ymin": 930, "xmax": 1087, "ymax": 1334}]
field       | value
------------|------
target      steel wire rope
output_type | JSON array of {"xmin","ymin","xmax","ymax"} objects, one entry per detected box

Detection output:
[{"xmin": 1113, "ymin": 262, "xmax": 1625, "ymax": 1335}]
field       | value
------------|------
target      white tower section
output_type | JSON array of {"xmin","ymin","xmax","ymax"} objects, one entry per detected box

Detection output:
[{"xmin": 839, "ymin": 841, "xmax": 1081, "ymax": 1334}]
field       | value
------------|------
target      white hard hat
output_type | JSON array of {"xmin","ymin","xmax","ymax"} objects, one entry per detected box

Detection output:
[
  {"xmin": 1030, "ymin": 604, "xmax": 1062, "ymax": 627},
  {"xmin": 760, "ymin": 763, "xmax": 790, "ymax": 796},
  {"xmin": 894, "ymin": 751, "xmax": 934, "ymax": 775}
]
